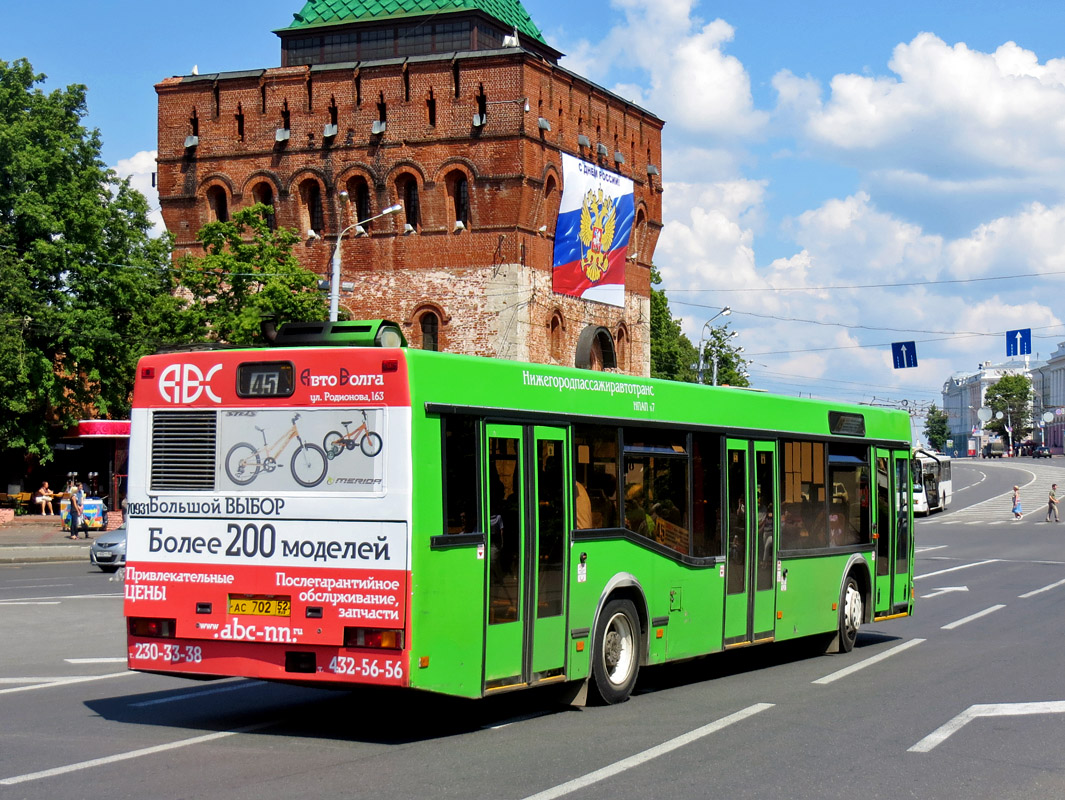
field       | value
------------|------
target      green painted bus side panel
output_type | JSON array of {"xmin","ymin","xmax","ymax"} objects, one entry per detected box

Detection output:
[
  {"xmin": 773, "ymin": 555, "xmax": 852, "ymax": 641},
  {"xmin": 407, "ymin": 417, "xmax": 485, "ymax": 698},
  {"xmin": 665, "ymin": 566, "xmax": 724, "ymax": 659},
  {"xmin": 566, "ymin": 538, "xmax": 725, "ymax": 669}
]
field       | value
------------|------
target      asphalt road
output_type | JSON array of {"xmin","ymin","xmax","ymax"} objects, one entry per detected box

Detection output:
[{"xmin": 3, "ymin": 458, "xmax": 1065, "ymax": 799}]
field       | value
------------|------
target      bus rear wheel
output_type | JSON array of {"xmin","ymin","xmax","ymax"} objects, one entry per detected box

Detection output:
[
  {"xmin": 838, "ymin": 575, "xmax": 862, "ymax": 653},
  {"xmin": 591, "ymin": 599, "xmax": 640, "ymax": 704}
]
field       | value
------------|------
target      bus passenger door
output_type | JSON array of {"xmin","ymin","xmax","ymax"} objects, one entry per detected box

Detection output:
[
  {"xmin": 751, "ymin": 443, "xmax": 777, "ymax": 641},
  {"xmin": 723, "ymin": 440, "xmax": 753, "ymax": 645},
  {"xmin": 529, "ymin": 428, "xmax": 567, "ymax": 679},
  {"xmin": 483, "ymin": 424, "xmax": 568, "ymax": 689},
  {"xmin": 724, "ymin": 440, "xmax": 777, "ymax": 646},
  {"xmin": 874, "ymin": 449, "xmax": 894, "ymax": 615},
  {"xmin": 893, "ymin": 453, "xmax": 913, "ymax": 611}
]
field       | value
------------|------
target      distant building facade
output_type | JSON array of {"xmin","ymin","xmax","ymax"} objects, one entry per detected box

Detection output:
[
  {"xmin": 155, "ymin": 0, "xmax": 664, "ymax": 374},
  {"xmin": 941, "ymin": 357, "xmax": 1056, "ymax": 455}
]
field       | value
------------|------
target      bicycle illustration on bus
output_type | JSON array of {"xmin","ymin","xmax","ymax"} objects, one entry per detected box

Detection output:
[
  {"xmin": 323, "ymin": 410, "xmax": 383, "ymax": 460},
  {"xmin": 225, "ymin": 414, "xmax": 329, "ymax": 487}
]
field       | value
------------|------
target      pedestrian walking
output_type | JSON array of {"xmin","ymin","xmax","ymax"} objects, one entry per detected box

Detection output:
[
  {"xmin": 1012, "ymin": 485, "xmax": 1023, "ymax": 520},
  {"xmin": 1047, "ymin": 483, "xmax": 1060, "ymax": 523}
]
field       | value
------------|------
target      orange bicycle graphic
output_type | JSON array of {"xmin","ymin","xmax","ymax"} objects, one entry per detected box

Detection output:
[
  {"xmin": 323, "ymin": 410, "xmax": 383, "ymax": 459},
  {"xmin": 225, "ymin": 414, "xmax": 328, "ymax": 487}
]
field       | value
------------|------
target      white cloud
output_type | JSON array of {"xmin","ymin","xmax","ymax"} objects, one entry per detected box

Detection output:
[
  {"xmin": 787, "ymin": 192, "xmax": 943, "ymax": 279},
  {"xmin": 800, "ymin": 33, "xmax": 1065, "ymax": 182},
  {"xmin": 558, "ymin": 0, "xmax": 766, "ymax": 138},
  {"xmin": 113, "ymin": 150, "xmax": 164, "ymax": 237},
  {"xmin": 948, "ymin": 202, "xmax": 1065, "ymax": 276}
]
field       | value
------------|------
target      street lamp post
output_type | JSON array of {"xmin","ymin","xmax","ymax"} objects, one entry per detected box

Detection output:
[
  {"xmin": 697, "ymin": 306, "xmax": 731, "ymax": 384},
  {"xmin": 329, "ymin": 201, "xmax": 403, "ymax": 321},
  {"xmin": 711, "ymin": 340, "xmax": 741, "ymax": 386}
]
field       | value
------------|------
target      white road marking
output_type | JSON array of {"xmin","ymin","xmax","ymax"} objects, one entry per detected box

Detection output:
[
  {"xmin": 0, "ymin": 678, "xmax": 72, "ymax": 685},
  {"xmin": 916, "ymin": 545, "xmax": 948, "ymax": 553},
  {"xmin": 0, "ymin": 593, "xmax": 120, "ymax": 603},
  {"xmin": 941, "ymin": 604, "xmax": 1006, "ymax": 630},
  {"xmin": 518, "ymin": 704, "xmax": 774, "ymax": 800},
  {"xmin": 909, "ymin": 701, "xmax": 1065, "ymax": 753},
  {"xmin": 914, "ymin": 560, "xmax": 1000, "ymax": 581},
  {"xmin": 65, "ymin": 657, "xmax": 127, "ymax": 664},
  {"xmin": 0, "ymin": 672, "xmax": 131, "ymax": 696},
  {"xmin": 1019, "ymin": 578, "xmax": 1065, "ymax": 598},
  {"xmin": 922, "ymin": 586, "xmax": 969, "ymax": 599},
  {"xmin": 484, "ymin": 710, "xmax": 555, "ymax": 730},
  {"xmin": 0, "ymin": 601, "xmax": 61, "ymax": 606},
  {"xmin": 0, "ymin": 583, "xmax": 73, "ymax": 590},
  {"xmin": 812, "ymin": 639, "xmax": 925, "ymax": 686},
  {"xmin": 0, "ymin": 722, "xmax": 275, "ymax": 785},
  {"xmin": 130, "ymin": 681, "xmax": 262, "ymax": 707}
]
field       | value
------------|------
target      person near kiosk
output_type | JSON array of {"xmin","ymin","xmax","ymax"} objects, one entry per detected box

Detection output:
[{"xmin": 68, "ymin": 482, "xmax": 90, "ymax": 540}]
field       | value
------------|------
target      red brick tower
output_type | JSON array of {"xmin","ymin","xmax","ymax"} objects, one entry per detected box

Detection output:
[{"xmin": 156, "ymin": 0, "xmax": 663, "ymax": 374}]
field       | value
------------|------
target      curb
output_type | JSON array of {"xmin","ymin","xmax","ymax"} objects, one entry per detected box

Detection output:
[{"xmin": 0, "ymin": 546, "xmax": 89, "ymax": 564}]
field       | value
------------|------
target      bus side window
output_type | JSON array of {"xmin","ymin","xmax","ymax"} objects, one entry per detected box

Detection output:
[
  {"xmin": 442, "ymin": 416, "xmax": 480, "ymax": 534},
  {"xmin": 573, "ymin": 425, "xmax": 619, "ymax": 530},
  {"xmin": 692, "ymin": 433, "xmax": 723, "ymax": 557}
]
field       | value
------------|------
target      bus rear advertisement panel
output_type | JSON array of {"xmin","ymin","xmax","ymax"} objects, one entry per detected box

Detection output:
[{"xmin": 126, "ymin": 348, "xmax": 413, "ymax": 686}]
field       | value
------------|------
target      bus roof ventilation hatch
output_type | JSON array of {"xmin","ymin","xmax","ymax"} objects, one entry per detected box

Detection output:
[{"xmin": 269, "ymin": 320, "xmax": 407, "ymax": 348}]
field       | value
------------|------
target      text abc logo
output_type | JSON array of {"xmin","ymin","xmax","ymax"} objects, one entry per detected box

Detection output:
[{"xmin": 159, "ymin": 364, "xmax": 223, "ymax": 404}]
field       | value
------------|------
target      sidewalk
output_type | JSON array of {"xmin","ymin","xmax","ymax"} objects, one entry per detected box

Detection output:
[{"xmin": 0, "ymin": 514, "xmax": 98, "ymax": 564}]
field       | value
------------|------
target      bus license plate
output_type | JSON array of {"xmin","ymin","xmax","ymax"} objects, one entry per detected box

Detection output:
[{"xmin": 228, "ymin": 595, "xmax": 291, "ymax": 617}]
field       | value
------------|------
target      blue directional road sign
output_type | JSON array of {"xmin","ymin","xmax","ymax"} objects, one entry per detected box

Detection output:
[
  {"xmin": 891, "ymin": 341, "xmax": 918, "ymax": 369},
  {"xmin": 1006, "ymin": 328, "xmax": 1032, "ymax": 357}
]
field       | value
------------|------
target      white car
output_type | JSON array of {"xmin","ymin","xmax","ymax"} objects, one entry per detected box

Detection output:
[{"xmin": 910, "ymin": 483, "xmax": 929, "ymax": 516}]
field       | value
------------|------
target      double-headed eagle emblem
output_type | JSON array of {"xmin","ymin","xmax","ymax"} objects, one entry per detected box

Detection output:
[{"xmin": 578, "ymin": 188, "xmax": 617, "ymax": 282}]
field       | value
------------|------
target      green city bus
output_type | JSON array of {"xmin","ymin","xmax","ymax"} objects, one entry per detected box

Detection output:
[{"xmin": 124, "ymin": 320, "xmax": 913, "ymax": 704}]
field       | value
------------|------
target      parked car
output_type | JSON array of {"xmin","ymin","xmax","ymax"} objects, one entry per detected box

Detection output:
[
  {"xmin": 910, "ymin": 482, "xmax": 929, "ymax": 516},
  {"xmin": 89, "ymin": 523, "xmax": 126, "ymax": 573},
  {"xmin": 1033, "ymin": 445, "xmax": 1052, "ymax": 458}
]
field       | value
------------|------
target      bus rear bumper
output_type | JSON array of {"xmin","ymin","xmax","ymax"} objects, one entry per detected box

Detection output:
[{"xmin": 128, "ymin": 637, "xmax": 408, "ymax": 687}]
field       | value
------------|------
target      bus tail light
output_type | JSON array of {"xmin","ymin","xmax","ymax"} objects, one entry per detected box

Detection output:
[
  {"xmin": 129, "ymin": 617, "xmax": 176, "ymax": 638},
  {"xmin": 344, "ymin": 627, "xmax": 404, "ymax": 650}
]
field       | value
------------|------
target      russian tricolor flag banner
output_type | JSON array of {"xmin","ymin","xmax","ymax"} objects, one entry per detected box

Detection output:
[{"xmin": 552, "ymin": 153, "xmax": 634, "ymax": 307}]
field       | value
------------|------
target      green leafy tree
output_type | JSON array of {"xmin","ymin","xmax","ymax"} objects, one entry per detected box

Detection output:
[
  {"xmin": 699, "ymin": 323, "xmax": 750, "ymax": 388},
  {"xmin": 0, "ymin": 58, "xmax": 181, "ymax": 458},
  {"xmin": 173, "ymin": 204, "xmax": 327, "ymax": 345},
  {"xmin": 648, "ymin": 266, "xmax": 749, "ymax": 386},
  {"xmin": 649, "ymin": 266, "xmax": 698, "ymax": 382},
  {"xmin": 984, "ymin": 373, "xmax": 1032, "ymax": 450},
  {"xmin": 923, "ymin": 403, "xmax": 950, "ymax": 451}
]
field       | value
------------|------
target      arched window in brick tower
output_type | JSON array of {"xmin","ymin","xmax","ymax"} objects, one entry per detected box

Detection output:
[
  {"xmin": 346, "ymin": 176, "xmax": 373, "ymax": 231},
  {"xmin": 549, "ymin": 311, "xmax": 565, "ymax": 361},
  {"xmin": 446, "ymin": 170, "xmax": 470, "ymax": 230},
  {"xmin": 300, "ymin": 179, "xmax": 324, "ymax": 235},
  {"xmin": 251, "ymin": 183, "xmax": 275, "ymax": 230},
  {"xmin": 542, "ymin": 175, "xmax": 560, "ymax": 235},
  {"xmin": 615, "ymin": 324, "xmax": 629, "ymax": 372},
  {"xmin": 632, "ymin": 208, "xmax": 646, "ymax": 262},
  {"xmin": 397, "ymin": 174, "xmax": 420, "ymax": 232},
  {"xmin": 205, "ymin": 185, "xmax": 228, "ymax": 223},
  {"xmin": 420, "ymin": 311, "xmax": 439, "ymax": 351}
]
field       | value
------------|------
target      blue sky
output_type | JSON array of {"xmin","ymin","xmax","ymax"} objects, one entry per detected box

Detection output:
[{"xmin": 7, "ymin": 0, "xmax": 1065, "ymax": 422}]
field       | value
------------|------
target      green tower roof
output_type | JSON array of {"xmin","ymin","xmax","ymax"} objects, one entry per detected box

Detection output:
[{"xmin": 281, "ymin": 0, "xmax": 546, "ymax": 44}]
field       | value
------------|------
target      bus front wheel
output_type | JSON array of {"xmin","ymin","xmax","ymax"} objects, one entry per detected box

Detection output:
[
  {"xmin": 838, "ymin": 575, "xmax": 862, "ymax": 653},
  {"xmin": 591, "ymin": 599, "xmax": 640, "ymax": 704}
]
